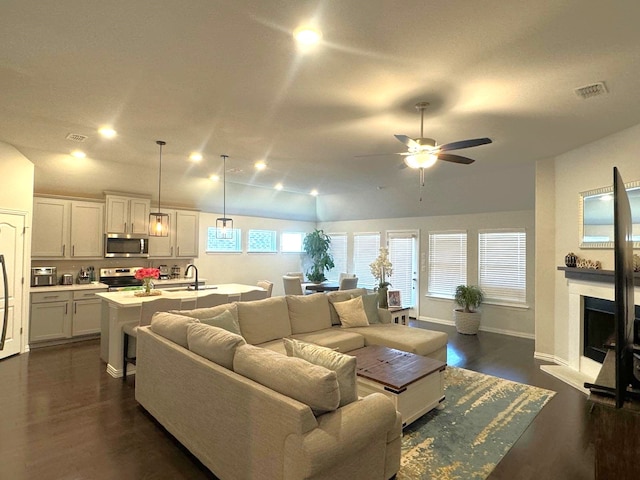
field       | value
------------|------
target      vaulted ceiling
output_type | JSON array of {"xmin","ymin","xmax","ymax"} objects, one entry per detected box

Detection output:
[{"xmin": 1, "ymin": 0, "xmax": 639, "ymax": 221}]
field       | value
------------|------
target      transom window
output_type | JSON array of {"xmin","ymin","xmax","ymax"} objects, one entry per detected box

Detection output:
[{"xmin": 206, "ymin": 227, "xmax": 242, "ymax": 253}]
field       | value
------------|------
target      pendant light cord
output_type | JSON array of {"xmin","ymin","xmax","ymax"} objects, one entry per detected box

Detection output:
[
  {"xmin": 221, "ymin": 154, "xmax": 228, "ymax": 218},
  {"xmin": 156, "ymin": 140, "xmax": 166, "ymax": 211}
]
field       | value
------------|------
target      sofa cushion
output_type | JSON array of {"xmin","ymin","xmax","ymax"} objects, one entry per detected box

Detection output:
[
  {"xmin": 333, "ymin": 296, "xmax": 370, "ymax": 328},
  {"xmin": 237, "ymin": 296, "xmax": 292, "ymax": 345},
  {"xmin": 200, "ymin": 309, "xmax": 242, "ymax": 335},
  {"xmin": 347, "ymin": 324, "xmax": 448, "ymax": 357},
  {"xmin": 283, "ymin": 338, "xmax": 358, "ymax": 407},
  {"xmin": 150, "ymin": 311, "xmax": 200, "ymax": 348},
  {"xmin": 170, "ymin": 303, "xmax": 238, "ymax": 323},
  {"xmin": 292, "ymin": 327, "xmax": 365, "ymax": 352},
  {"xmin": 361, "ymin": 293, "xmax": 381, "ymax": 324},
  {"xmin": 326, "ymin": 288, "xmax": 368, "ymax": 325},
  {"xmin": 187, "ymin": 322, "xmax": 246, "ymax": 370},
  {"xmin": 286, "ymin": 293, "xmax": 332, "ymax": 334},
  {"xmin": 234, "ymin": 344, "xmax": 339, "ymax": 415}
]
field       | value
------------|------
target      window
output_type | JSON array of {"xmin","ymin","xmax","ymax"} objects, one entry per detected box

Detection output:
[
  {"xmin": 353, "ymin": 232, "xmax": 380, "ymax": 289},
  {"xmin": 206, "ymin": 227, "xmax": 242, "ymax": 252},
  {"xmin": 478, "ymin": 229, "xmax": 526, "ymax": 304},
  {"xmin": 247, "ymin": 229, "xmax": 277, "ymax": 253},
  {"xmin": 428, "ymin": 231, "xmax": 467, "ymax": 297},
  {"xmin": 281, "ymin": 232, "xmax": 305, "ymax": 253},
  {"xmin": 326, "ymin": 233, "xmax": 347, "ymax": 282}
]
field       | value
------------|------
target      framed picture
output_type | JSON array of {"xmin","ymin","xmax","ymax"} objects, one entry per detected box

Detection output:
[{"xmin": 387, "ymin": 289, "xmax": 402, "ymax": 308}]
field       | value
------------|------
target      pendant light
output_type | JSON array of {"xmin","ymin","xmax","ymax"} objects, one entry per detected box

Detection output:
[
  {"xmin": 216, "ymin": 154, "xmax": 234, "ymax": 239},
  {"xmin": 149, "ymin": 140, "xmax": 169, "ymax": 237}
]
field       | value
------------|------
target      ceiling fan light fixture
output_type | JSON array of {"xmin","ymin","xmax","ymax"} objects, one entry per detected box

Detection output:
[{"xmin": 404, "ymin": 153, "xmax": 437, "ymax": 169}]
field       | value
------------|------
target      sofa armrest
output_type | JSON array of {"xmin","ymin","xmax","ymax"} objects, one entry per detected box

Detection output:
[
  {"xmin": 283, "ymin": 393, "xmax": 399, "ymax": 480},
  {"xmin": 377, "ymin": 308, "xmax": 392, "ymax": 324}
]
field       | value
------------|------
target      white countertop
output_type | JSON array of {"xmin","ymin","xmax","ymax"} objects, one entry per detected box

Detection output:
[
  {"xmin": 30, "ymin": 283, "xmax": 110, "ymax": 293},
  {"xmin": 96, "ymin": 283, "xmax": 264, "ymax": 307}
]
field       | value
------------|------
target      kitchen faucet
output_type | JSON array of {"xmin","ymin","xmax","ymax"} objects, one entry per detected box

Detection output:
[{"xmin": 185, "ymin": 264, "xmax": 198, "ymax": 290}]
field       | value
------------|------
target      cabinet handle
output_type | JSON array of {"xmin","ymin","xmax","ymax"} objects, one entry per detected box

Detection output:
[
  {"xmin": 44, "ymin": 295, "xmax": 58, "ymax": 299},
  {"xmin": 62, "ymin": 244, "xmax": 66, "ymax": 256},
  {"xmin": 124, "ymin": 223, "xmax": 127, "ymax": 233},
  {"xmin": 177, "ymin": 246, "xmax": 180, "ymax": 256},
  {"xmin": 131, "ymin": 223, "xmax": 134, "ymax": 233},
  {"xmin": 65, "ymin": 304, "xmax": 68, "ymax": 315},
  {"xmin": 170, "ymin": 246, "xmax": 173, "ymax": 256},
  {"xmin": 72, "ymin": 245, "xmax": 75, "ymax": 256}
]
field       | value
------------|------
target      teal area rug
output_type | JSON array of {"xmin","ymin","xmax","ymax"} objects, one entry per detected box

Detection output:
[{"xmin": 398, "ymin": 367, "xmax": 555, "ymax": 479}]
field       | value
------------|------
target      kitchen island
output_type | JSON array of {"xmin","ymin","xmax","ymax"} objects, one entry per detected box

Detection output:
[{"xmin": 97, "ymin": 284, "xmax": 264, "ymax": 378}]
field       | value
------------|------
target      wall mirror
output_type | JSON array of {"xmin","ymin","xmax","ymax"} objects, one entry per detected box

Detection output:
[{"xmin": 579, "ymin": 180, "xmax": 640, "ymax": 248}]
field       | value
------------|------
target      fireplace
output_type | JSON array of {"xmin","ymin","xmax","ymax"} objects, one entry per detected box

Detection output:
[{"xmin": 583, "ymin": 296, "xmax": 640, "ymax": 364}]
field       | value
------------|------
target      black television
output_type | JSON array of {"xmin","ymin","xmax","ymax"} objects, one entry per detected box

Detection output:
[{"xmin": 586, "ymin": 167, "xmax": 640, "ymax": 407}]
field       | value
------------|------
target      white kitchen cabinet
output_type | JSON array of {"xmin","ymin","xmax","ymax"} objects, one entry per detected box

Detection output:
[
  {"xmin": 72, "ymin": 289, "xmax": 105, "ymax": 336},
  {"xmin": 29, "ymin": 291, "xmax": 72, "ymax": 342},
  {"xmin": 148, "ymin": 209, "xmax": 199, "ymax": 258},
  {"xmin": 105, "ymin": 195, "xmax": 150, "ymax": 235},
  {"xmin": 32, "ymin": 197, "xmax": 104, "ymax": 258}
]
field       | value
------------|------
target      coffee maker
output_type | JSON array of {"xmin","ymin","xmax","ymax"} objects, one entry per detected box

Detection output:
[{"xmin": 77, "ymin": 266, "xmax": 93, "ymax": 284}]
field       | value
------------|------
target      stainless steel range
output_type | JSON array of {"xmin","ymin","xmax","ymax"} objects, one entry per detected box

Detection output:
[{"xmin": 99, "ymin": 267, "xmax": 144, "ymax": 291}]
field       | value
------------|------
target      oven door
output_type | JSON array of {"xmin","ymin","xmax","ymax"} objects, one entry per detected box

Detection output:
[{"xmin": 104, "ymin": 234, "xmax": 149, "ymax": 258}]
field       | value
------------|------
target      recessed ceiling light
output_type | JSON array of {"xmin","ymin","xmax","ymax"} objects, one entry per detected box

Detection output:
[
  {"xmin": 98, "ymin": 126, "xmax": 117, "ymax": 138},
  {"xmin": 275, "ymin": 183, "xmax": 283, "ymax": 191},
  {"xmin": 310, "ymin": 189, "xmax": 319, "ymax": 196},
  {"xmin": 209, "ymin": 174, "xmax": 220, "ymax": 182},
  {"xmin": 293, "ymin": 26, "xmax": 322, "ymax": 47},
  {"xmin": 70, "ymin": 150, "xmax": 86, "ymax": 159},
  {"xmin": 190, "ymin": 152, "xmax": 203, "ymax": 162},
  {"xmin": 254, "ymin": 160, "xmax": 267, "ymax": 171}
]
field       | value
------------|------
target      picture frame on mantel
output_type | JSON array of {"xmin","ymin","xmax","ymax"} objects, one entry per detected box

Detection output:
[{"xmin": 387, "ymin": 289, "xmax": 402, "ymax": 308}]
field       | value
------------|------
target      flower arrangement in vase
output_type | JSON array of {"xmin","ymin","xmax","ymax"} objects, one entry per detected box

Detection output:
[
  {"xmin": 134, "ymin": 267, "xmax": 161, "ymax": 296},
  {"xmin": 370, "ymin": 247, "xmax": 393, "ymax": 308}
]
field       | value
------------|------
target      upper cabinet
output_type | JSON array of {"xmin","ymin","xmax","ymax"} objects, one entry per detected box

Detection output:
[
  {"xmin": 105, "ymin": 195, "xmax": 150, "ymax": 235},
  {"xmin": 32, "ymin": 197, "xmax": 104, "ymax": 258},
  {"xmin": 148, "ymin": 209, "xmax": 199, "ymax": 258}
]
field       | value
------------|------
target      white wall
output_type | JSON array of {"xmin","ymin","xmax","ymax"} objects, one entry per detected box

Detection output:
[
  {"xmin": 194, "ymin": 212, "xmax": 316, "ymax": 297},
  {"xmin": 319, "ymin": 209, "xmax": 535, "ymax": 338},
  {"xmin": 535, "ymin": 122, "xmax": 640, "ymax": 362}
]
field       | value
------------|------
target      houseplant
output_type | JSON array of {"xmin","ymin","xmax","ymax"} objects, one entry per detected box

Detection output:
[
  {"xmin": 370, "ymin": 247, "xmax": 393, "ymax": 308},
  {"xmin": 453, "ymin": 284, "xmax": 484, "ymax": 334},
  {"xmin": 303, "ymin": 229, "xmax": 335, "ymax": 283}
]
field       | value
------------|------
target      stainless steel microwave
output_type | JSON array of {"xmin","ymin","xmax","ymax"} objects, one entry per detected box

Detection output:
[{"xmin": 104, "ymin": 234, "xmax": 149, "ymax": 258}]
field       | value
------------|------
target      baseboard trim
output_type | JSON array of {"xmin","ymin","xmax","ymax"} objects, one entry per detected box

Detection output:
[
  {"xmin": 416, "ymin": 316, "xmax": 535, "ymax": 340},
  {"xmin": 106, "ymin": 363, "xmax": 136, "ymax": 379},
  {"xmin": 533, "ymin": 351, "xmax": 569, "ymax": 366}
]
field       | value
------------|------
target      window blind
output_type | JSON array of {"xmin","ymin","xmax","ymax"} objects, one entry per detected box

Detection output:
[
  {"xmin": 428, "ymin": 231, "xmax": 467, "ymax": 297},
  {"xmin": 353, "ymin": 232, "xmax": 380, "ymax": 289},
  {"xmin": 206, "ymin": 227, "xmax": 242, "ymax": 252},
  {"xmin": 326, "ymin": 233, "xmax": 347, "ymax": 282},
  {"xmin": 247, "ymin": 229, "xmax": 277, "ymax": 253},
  {"xmin": 478, "ymin": 230, "xmax": 526, "ymax": 303}
]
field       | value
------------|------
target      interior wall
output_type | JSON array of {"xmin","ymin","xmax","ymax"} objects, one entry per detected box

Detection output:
[
  {"xmin": 319, "ymin": 209, "xmax": 535, "ymax": 338},
  {"xmin": 194, "ymin": 212, "xmax": 316, "ymax": 297},
  {"xmin": 535, "ymin": 122, "xmax": 640, "ymax": 363}
]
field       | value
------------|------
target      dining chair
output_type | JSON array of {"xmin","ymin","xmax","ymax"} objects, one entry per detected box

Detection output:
[
  {"xmin": 338, "ymin": 272, "xmax": 356, "ymax": 283},
  {"xmin": 239, "ymin": 290, "xmax": 270, "ymax": 302},
  {"xmin": 285, "ymin": 272, "xmax": 304, "ymax": 281},
  {"xmin": 256, "ymin": 280, "xmax": 273, "ymax": 298},
  {"xmin": 282, "ymin": 275, "xmax": 303, "ymax": 295},
  {"xmin": 195, "ymin": 292, "xmax": 231, "ymax": 308},
  {"xmin": 339, "ymin": 276, "xmax": 359, "ymax": 290},
  {"xmin": 123, "ymin": 297, "xmax": 183, "ymax": 382}
]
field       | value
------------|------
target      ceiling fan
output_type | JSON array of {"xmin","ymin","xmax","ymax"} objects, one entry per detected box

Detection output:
[{"xmin": 394, "ymin": 102, "xmax": 492, "ymax": 173}]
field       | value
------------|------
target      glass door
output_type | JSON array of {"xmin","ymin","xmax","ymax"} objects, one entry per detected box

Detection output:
[{"xmin": 387, "ymin": 231, "xmax": 419, "ymax": 317}]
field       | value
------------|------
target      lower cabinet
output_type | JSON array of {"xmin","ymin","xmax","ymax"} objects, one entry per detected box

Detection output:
[{"xmin": 30, "ymin": 288, "xmax": 107, "ymax": 345}]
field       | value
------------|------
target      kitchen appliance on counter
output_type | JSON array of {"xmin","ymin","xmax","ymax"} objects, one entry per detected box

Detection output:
[
  {"xmin": 99, "ymin": 267, "xmax": 144, "ymax": 291},
  {"xmin": 171, "ymin": 265, "xmax": 181, "ymax": 279},
  {"xmin": 77, "ymin": 266, "xmax": 93, "ymax": 284},
  {"xmin": 60, "ymin": 273, "xmax": 74, "ymax": 285},
  {"xmin": 158, "ymin": 265, "xmax": 170, "ymax": 280},
  {"xmin": 31, "ymin": 267, "xmax": 57, "ymax": 287}
]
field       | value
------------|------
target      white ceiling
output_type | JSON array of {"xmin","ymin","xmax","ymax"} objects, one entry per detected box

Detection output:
[{"xmin": 1, "ymin": 0, "xmax": 639, "ymax": 220}]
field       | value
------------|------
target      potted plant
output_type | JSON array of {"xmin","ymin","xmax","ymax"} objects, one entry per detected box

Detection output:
[
  {"xmin": 303, "ymin": 229, "xmax": 335, "ymax": 283},
  {"xmin": 370, "ymin": 247, "xmax": 393, "ymax": 308},
  {"xmin": 453, "ymin": 285, "xmax": 484, "ymax": 334}
]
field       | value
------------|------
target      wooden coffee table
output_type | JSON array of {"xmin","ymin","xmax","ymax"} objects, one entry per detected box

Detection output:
[{"xmin": 349, "ymin": 345, "xmax": 446, "ymax": 427}]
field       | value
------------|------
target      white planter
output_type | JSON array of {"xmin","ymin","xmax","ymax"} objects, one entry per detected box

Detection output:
[{"xmin": 454, "ymin": 309, "xmax": 481, "ymax": 335}]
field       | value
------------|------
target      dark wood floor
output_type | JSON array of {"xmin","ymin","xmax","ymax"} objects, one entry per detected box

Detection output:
[{"xmin": 0, "ymin": 322, "xmax": 597, "ymax": 480}]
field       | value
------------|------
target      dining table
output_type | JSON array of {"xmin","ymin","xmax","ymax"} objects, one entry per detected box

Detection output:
[{"xmin": 304, "ymin": 282, "xmax": 340, "ymax": 293}]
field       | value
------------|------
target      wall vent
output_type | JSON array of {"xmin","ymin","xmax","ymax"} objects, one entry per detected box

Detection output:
[
  {"xmin": 65, "ymin": 133, "xmax": 88, "ymax": 142},
  {"xmin": 574, "ymin": 82, "xmax": 608, "ymax": 99}
]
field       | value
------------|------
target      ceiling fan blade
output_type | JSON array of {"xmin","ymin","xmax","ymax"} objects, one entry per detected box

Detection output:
[
  {"xmin": 394, "ymin": 134, "xmax": 419, "ymax": 149},
  {"xmin": 437, "ymin": 153, "xmax": 475, "ymax": 165},
  {"xmin": 438, "ymin": 137, "xmax": 492, "ymax": 152},
  {"xmin": 354, "ymin": 152, "xmax": 400, "ymax": 158}
]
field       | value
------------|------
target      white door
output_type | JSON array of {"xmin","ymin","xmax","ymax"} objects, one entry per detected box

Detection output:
[
  {"xmin": 0, "ymin": 212, "xmax": 25, "ymax": 360},
  {"xmin": 387, "ymin": 231, "xmax": 419, "ymax": 317}
]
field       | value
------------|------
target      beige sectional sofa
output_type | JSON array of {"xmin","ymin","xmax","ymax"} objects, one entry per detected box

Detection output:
[{"xmin": 135, "ymin": 288, "xmax": 448, "ymax": 480}]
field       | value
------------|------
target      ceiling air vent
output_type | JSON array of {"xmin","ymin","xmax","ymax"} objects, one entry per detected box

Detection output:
[
  {"xmin": 65, "ymin": 133, "xmax": 88, "ymax": 142},
  {"xmin": 574, "ymin": 82, "xmax": 608, "ymax": 100}
]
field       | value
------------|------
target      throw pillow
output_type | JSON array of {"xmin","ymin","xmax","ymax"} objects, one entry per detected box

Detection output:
[
  {"xmin": 333, "ymin": 296, "xmax": 369, "ymax": 328},
  {"xmin": 286, "ymin": 293, "xmax": 332, "ymax": 334},
  {"xmin": 234, "ymin": 344, "xmax": 339, "ymax": 416},
  {"xmin": 187, "ymin": 323, "xmax": 246, "ymax": 370},
  {"xmin": 150, "ymin": 312, "xmax": 200, "ymax": 348},
  {"xmin": 359, "ymin": 293, "xmax": 380, "ymax": 324},
  {"xmin": 236, "ymin": 296, "xmax": 292, "ymax": 344},
  {"xmin": 283, "ymin": 338, "xmax": 358, "ymax": 407},
  {"xmin": 200, "ymin": 309, "xmax": 242, "ymax": 336}
]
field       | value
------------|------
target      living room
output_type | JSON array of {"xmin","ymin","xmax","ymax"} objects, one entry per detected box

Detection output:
[{"xmin": 2, "ymin": 1, "xmax": 640, "ymax": 478}]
